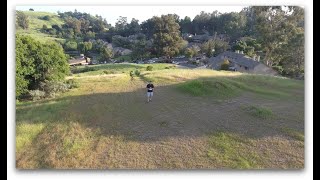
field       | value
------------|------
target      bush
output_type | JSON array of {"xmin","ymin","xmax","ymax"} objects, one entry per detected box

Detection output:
[
  {"xmin": 40, "ymin": 81, "xmax": 69, "ymax": 98},
  {"xmin": 65, "ymin": 79, "xmax": 79, "ymax": 89},
  {"xmin": 220, "ymin": 59, "xmax": 230, "ymax": 70},
  {"xmin": 40, "ymin": 15, "xmax": 51, "ymax": 21},
  {"xmin": 103, "ymin": 70, "xmax": 116, "ymax": 74},
  {"xmin": 165, "ymin": 66, "xmax": 176, "ymax": 69},
  {"xmin": 146, "ymin": 66, "xmax": 153, "ymax": 71},
  {"xmin": 129, "ymin": 71, "xmax": 134, "ymax": 78},
  {"xmin": 15, "ymin": 35, "xmax": 70, "ymax": 100},
  {"xmin": 134, "ymin": 69, "xmax": 140, "ymax": 76},
  {"xmin": 28, "ymin": 90, "xmax": 46, "ymax": 101}
]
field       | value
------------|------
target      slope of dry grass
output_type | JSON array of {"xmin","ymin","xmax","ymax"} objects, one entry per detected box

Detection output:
[{"xmin": 16, "ymin": 64, "xmax": 304, "ymax": 169}]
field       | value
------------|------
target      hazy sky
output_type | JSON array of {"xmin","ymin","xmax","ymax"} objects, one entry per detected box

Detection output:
[{"xmin": 16, "ymin": 5, "xmax": 246, "ymax": 26}]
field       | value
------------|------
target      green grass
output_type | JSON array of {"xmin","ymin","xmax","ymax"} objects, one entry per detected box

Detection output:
[
  {"xmin": 16, "ymin": 11, "xmax": 66, "ymax": 43},
  {"xmin": 280, "ymin": 128, "xmax": 304, "ymax": 141},
  {"xmin": 244, "ymin": 105, "xmax": 274, "ymax": 119},
  {"xmin": 207, "ymin": 132, "xmax": 262, "ymax": 169},
  {"xmin": 176, "ymin": 79, "xmax": 239, "ymax": 98},
  {"xmin": 175, "ymin": 73, "xmax": 302, "ymax": 100},
  {"xmin": 23, "ymin": 11, "xmax": 65, "ymax": 29},
  {"xmin": 16, "ymin": 64, "xmax": 304, "ymax": 169},
  {"xmin": 16, "ymin": 123, "xmax": 45, "ymax": 153},
  {"xmin": 70, "ymin": 63, "xmax": 174, "ymax": 77}
]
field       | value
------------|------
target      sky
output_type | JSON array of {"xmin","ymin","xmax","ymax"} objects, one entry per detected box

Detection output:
[{"xmin": 16, "ymin": 5, "xmax": 247, "ymax": 26}]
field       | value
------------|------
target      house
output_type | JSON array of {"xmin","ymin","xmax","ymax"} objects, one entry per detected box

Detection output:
[
  {"xmin": 208, "ymin": 51, "xmax": 277, "ymax": 75},
  {"xmin": 69, "ymin": 55, "xmax": 91, "ymax": 66}
]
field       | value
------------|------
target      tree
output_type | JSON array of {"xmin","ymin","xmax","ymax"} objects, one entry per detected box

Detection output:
[
  {"xmin": 100, "ymin": 45, "xmax": 113, "ymax": 62},
  {"xmin": 131, "ymin": 35, "xmax": 150, "ymax": 60},
  {"xmin": 15, "ymin": 35, "xmax": 70, "ymax": 98},
  {"xmin": 29, "ymin": 8, "xmax": 34, "ymax": 11},
  {"xmin": 92, "ymin": 39, "xmax": 107, "ymax": 52},
  {"xmin": 64, "ymin": 40, "xmax": 78, "ymax": 51},
  {"xmin": 179, "ymin": 16, "xmax": 192, "ymax": 33},
  {"xmin": 77, "ymin": 42, "xmax": 92, "ymax": 55},
  {"xmin": 233, "ymin": 37, "xmax": 261, "ymax": 57},
  {"xmin": 152, "ymin": 14, "xmax": 185, "ymax": 58},
  {"xmin": 16, "ymin": 11, "xmax": 29, "ymax": 29},
  {"xmin": 127, "ymin": 18, "xmax": 141, "ymax": 36},
  {"xmin": 141, "ymin": 19, "xmax": 155, "ymax": 39},
  {"xmin": 253, "ymin": 6, "xmax": 304, "ymax": 76},
  {"xmin": 115, "ymin": 16, "xmax": 128, "ymax": 36},
  {"xmin": 201, "ymin": 39, "xmax": 215, "ymax": 57},
  {"xmin": 112, "ymin": 35, "xmax": 132, "ymax": 49},
  {"xmin": 185, "ymin": 45, "xmax": 199, "ymax": 58}
]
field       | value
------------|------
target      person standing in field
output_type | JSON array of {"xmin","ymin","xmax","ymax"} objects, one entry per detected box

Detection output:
[{"xmin": 146, "ymin": 81, "xmax": 154, "ymax": 103}]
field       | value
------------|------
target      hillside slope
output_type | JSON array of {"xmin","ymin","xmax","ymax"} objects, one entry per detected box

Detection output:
[
  {"xmin": 16, "ymin": 11, "xmax": 65, "ymax": 43},
  {"xmin": 16, "ymin": 64, "xmax": 304, "ymax": 169}
]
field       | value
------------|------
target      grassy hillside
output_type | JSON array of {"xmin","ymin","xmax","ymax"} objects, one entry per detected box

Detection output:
[
  {"xmin": 16, "ymin": 11, "xmax": 65, "ymax": 43},
  {"xmin": 16, "ymin": 64, "xmax": 304, "ymax": 169}
]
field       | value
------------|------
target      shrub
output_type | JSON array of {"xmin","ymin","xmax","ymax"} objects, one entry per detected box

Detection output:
[
  {"xmin": 129, "ymin": 71, "xmax": 134, "ymax": 78},
  {"xmin": 28, "ymin": 90, "xmax": 46, "ymax": 101},
  {"xmin": 40, "ymin": 81, "xmax": 69, "ymax": 98},
  {"xmin": 15, "ymin": 35, "xmax": 70, "ymax": 99},
  {"xmin": 42, "ymin": 24, "xmax": 48, "ymax": 31},
  {"xmin": 146, "ymin": 66, "xmax": 153, "ymax": 71},
  {"xmin": 220, "ymin": 59, "xmax": 230, "ymax": 70},
  {"xmin": 134, "ymin": 69, "xmax": 140, "ymax": 76},
  {"xmin": 40, "ymin": 15, "xmax": 51, "ymax": 21},
  {"xmin": 65, "ymin": 79, "xmax": 79, "ymax": 89},
  {"xmin": 103, "ymin": 70, "xmax": 116, "ymax": 74},
  {"xmin": 165, "ymin": 66, "xmax": 176, "ymax": 69}
]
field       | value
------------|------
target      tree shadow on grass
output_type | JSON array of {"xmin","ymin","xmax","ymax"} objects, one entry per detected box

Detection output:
[
  {"xmin": 16, "ymin": 76, "xmax": 304, "ymax": 143},
  {"xmin": 15, "ymin": 75, "xmax": 304, "ymax": 169}
]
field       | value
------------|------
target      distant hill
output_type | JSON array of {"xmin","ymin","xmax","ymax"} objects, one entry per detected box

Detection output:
[{"xmin": 16, "ymin": 11, "xmax": 66, "ymax": 43}]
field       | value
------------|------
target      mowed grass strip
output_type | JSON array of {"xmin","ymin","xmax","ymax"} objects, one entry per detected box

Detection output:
[{"xmin": 207, "ymin": 132, "xmax": 262, "ymax": 169}]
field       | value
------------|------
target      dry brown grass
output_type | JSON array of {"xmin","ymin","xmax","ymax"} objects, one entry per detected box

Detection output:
[{"xmin": 16, "ymin": 66, "xmax": 304, "ymax": 169}]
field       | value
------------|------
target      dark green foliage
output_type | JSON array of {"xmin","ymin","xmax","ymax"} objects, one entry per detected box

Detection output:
[
  {"xmin": 129, "ymin": 71, "xmax": 134, "ymax": 79},
  {"xmin": 15, "ymin": 35, "xmax": 70, "ymax": 99},
  {"xmin": 64, "ymin": 40, "xmax": 78, "ymax": 51},
  {"xmin": 112, "ymin": 35, "xmax": 132, "ymax": 49},
  {"xmin": 201, "ymin": 39, "xmax": 228, "ymax": 57},
  {"xmin": 220, "ymin": 59, "xmax": 230, "ymax": 70},
  {"xmin": 77, "ymin": 41, "xmax": 92, "ymax": 54},
  {"xmin": 99, "ymin": 45, "xmax": 113, "ymax": 62},
  {"xmin": 40, "ymin": 15, "xmax": 51, "ymax": 21},
  {"xmin": 134, "ymin": 69, "xmax": 140, "ymax": 76},
  {"xmin": 152, "ymin": 14, "xmax": 185, "ymax": 58},
  {"xmin": 185, "ymin": 46, "xmax": 199, "ymax": 58},
  {"xmin": 146, "ymin": 66, "xmax": 153, "ymax": 71}
]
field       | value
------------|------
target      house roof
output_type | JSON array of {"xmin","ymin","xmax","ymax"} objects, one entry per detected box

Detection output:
[
  {"xmin": 212, "ymin": 51, "xmax": 260, "ymax": 68},
  {"xmin": 69, "ymin": 58, "xmax": 86, "ymax": 65}
]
